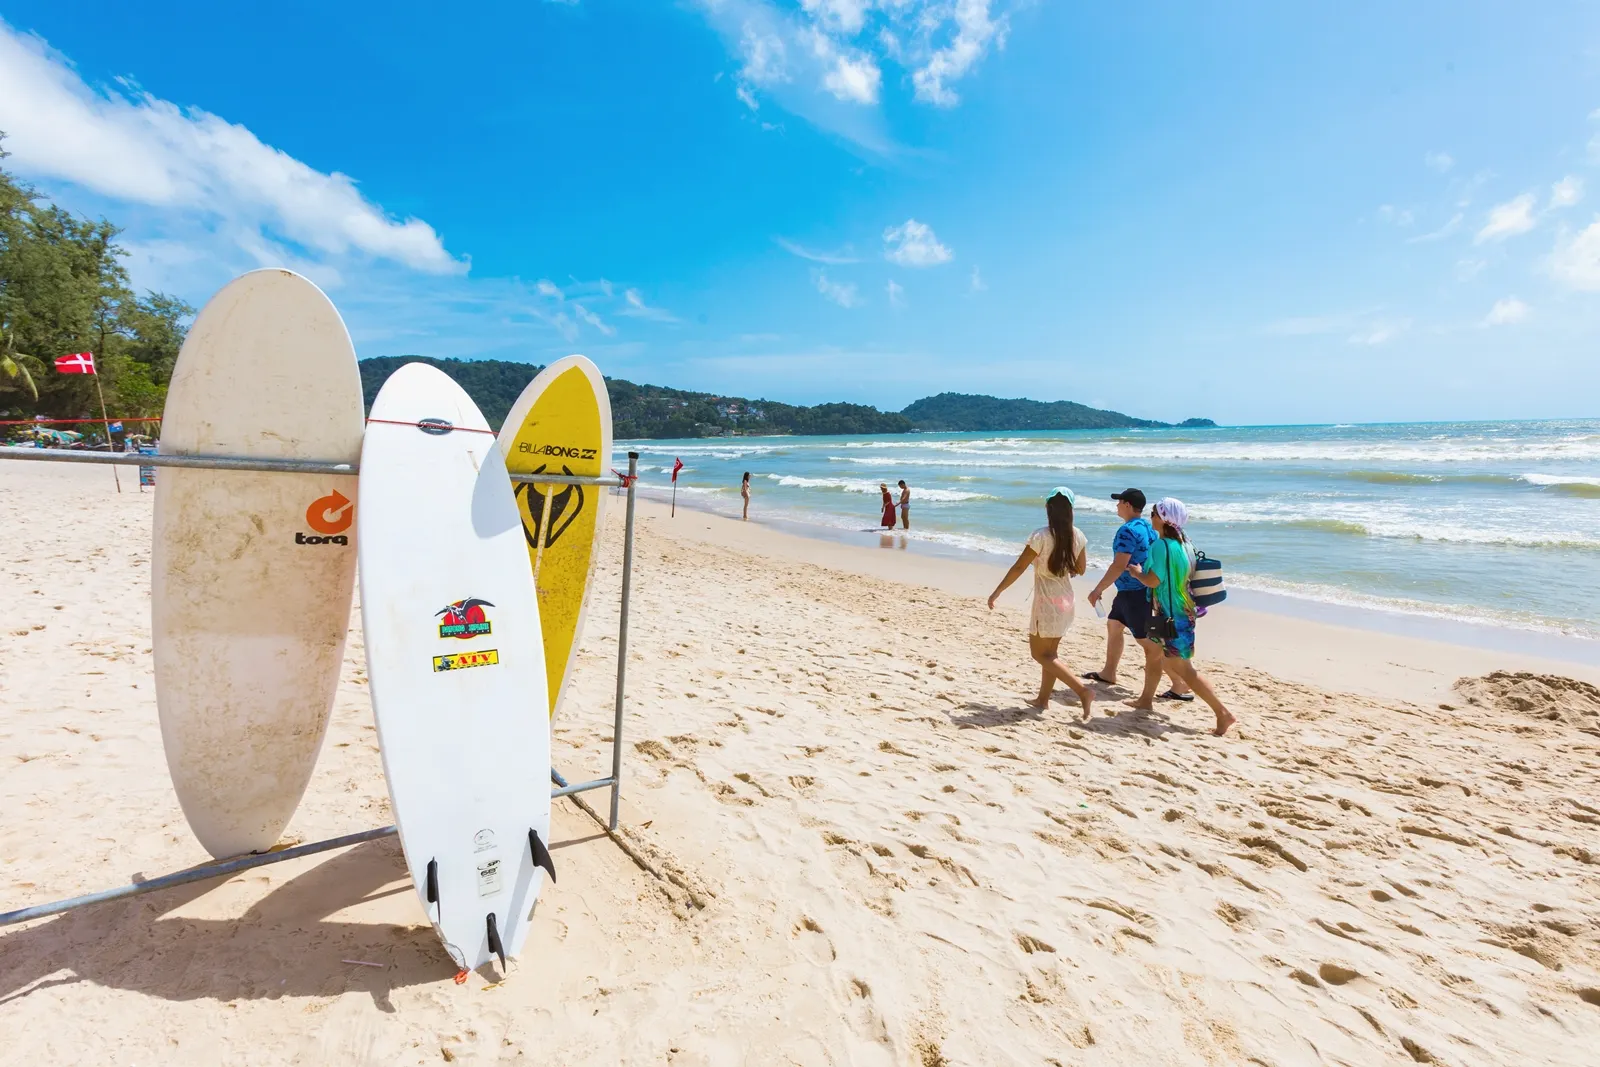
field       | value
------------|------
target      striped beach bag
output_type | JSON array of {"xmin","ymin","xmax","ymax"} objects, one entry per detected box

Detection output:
[{"xmin": 1191, "ymin": 550, "xmax": 1226, "ymax": 608}]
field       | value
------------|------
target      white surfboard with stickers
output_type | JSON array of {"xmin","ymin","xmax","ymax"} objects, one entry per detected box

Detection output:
[{"xmin": 357, "ymin": 361, "xmax": 554, "ymax": 973}]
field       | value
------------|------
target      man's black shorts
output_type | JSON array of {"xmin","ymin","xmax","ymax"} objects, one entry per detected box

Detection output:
[{"xmin": 1107, "ymin": 588, "xmax": 1150, "ymax": 639}]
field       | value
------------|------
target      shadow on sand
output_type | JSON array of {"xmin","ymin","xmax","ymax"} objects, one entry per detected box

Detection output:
[{"xmin": 0, "ymin": 837, "xmax": 455, "ymax": 1013}]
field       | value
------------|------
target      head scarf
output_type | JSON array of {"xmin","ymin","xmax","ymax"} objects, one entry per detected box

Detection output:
[{"xmin": 1152, "ymin": 497, "xmax": 1188, "ymax": 531}]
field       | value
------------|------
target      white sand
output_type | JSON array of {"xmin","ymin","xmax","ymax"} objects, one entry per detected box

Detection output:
[{"xmin": 2, "ymin": 463, "xmax": 1598, "ymax": 1065}]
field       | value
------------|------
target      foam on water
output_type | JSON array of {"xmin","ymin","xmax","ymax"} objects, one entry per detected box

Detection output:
[{"xmin": 619, "ymin": 419, "xmax": 1600, "ymax": 641}]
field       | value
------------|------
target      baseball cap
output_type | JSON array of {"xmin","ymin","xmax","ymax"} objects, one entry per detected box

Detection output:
[{"xmin": 1110, "ymin": 488, "xmax": 1146, "ymax": 510}]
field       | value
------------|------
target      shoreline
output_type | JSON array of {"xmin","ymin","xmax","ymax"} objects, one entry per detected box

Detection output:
[
  {"xmin": 638, "ymin": 487, "xmax": 1600, "ymax": 676},
  {"xmin": 631, "ymin": 495, "xmax": 1600, "ymax": 705}
]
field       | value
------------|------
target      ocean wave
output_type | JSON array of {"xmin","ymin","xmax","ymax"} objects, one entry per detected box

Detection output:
[
  {"xmin": 1521, "ymin": 473, "xmax": 1600, "ymax": 498},
  {"xmin": 1227, "ymin": 573, "xmax": 1600, "ymax": 640},
  {"xmin": 763, "ymin": 473, "xmax": 994, "ymax": 502}
]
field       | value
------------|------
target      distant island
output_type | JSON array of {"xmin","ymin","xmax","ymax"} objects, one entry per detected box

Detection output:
[{"xmin": 358, "ymin": 356, "xmax": 1215, "ymax": 438}]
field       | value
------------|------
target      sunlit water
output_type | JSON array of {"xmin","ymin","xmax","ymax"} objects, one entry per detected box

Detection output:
[{"xmin": 616, "ymin": 420, "xmax": 1600, "ymax": 641}]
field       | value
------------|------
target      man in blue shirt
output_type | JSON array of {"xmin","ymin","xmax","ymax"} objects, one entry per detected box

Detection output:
[{"xmin": 1083, "ymin": 488, "xmax": 1158, "ymax": 687}]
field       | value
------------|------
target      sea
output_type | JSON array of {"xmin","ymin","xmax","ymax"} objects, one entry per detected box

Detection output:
[{"xmin": 617, "ymin": 420, "xmax": 1600, "ymax": 649}]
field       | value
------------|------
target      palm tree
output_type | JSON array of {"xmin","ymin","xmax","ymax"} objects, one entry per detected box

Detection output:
[{"xmin": 1, "ymin": 324, "xmax": 44, "ymax": 400}]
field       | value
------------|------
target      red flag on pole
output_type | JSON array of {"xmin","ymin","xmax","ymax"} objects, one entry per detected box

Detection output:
[
  {"xmin": 671, "ymin": 458, "xmax": 683, "ymax": 483},
  {"xmin": 55, "ymin": 352, "xmax": 97, "ymax": 374}
]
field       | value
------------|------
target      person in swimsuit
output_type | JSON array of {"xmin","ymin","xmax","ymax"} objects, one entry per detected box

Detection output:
[
  {"xmin": 897, "ymin": 480, "xmax": 911, "ymax": 530},
  {"xmin": 741, "ymin": 471, "xmax": 751, "ymax": 520},
  {"xmin": 1126, "ymin": 497, "xmax": 1235, "ymax": 736},
  {"xmin": 879, "ymin": 484, "xmax": 896, "ymax": 528},
  {"xmin": 986, "ymin": 487, "xmax": 1095, "ymax": 719}
]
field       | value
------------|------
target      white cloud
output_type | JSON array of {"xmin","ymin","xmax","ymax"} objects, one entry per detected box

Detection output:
[
  {"xmin": 1550, "ymin": 218, "xmax": 1600, "ymax": 291},
  {"xmin": 1424, "ymin": 151, "xmax": 1454, "ymax": 173},
  {"xmin": 572, "ymin": 302, "xmax": 616, "ymax": 336},
  {"xmin": 775, "ymin": 236, "xmax": 860, "ymax": 264},
  {"xmin": 1455, "ymin": 257, "xmax": 1487, "ymax": 281},
  {"xmin": 883, "ymin": 218, "xmax": 953, "ymax": 267},
  {"xmin": 536, "ymin": 278, "xmax": 564, "ymax": 299},
  {"xmin": 912, "ymin": 0, "xmax": 1008, "ymax": 107},
  {"xmin": 969, "ymin": 266, "xmax": 986, "ymax": 292},
  {"xmin": 620, "ymin": 287, "xmax": 679, "ymax": 323},
  {"xmin": 702, "ymin": 1, "xmax": 1010, "ymax": 126},
  {"xmin": 1377, "ymin": 204, "xmax": 1414, "ymax": 227},
  {"xmin": 1483, "ymin": 297, "xmax": 1529, "ymax": 326},
  {"xmin": 1406, "ymin": 212, "xmax": 1462, "ymax": 243},
  {"xmin": 820, "ymin": 46, "xmax": 881, "ymax": 104},
  {"xmin": 1550, "ymin": 175, "xmax": 1584, "ymax": 209},
  {"xmin": 886, "ymin": 278, "xmax": 905, "ymax": 308},
  {"xmin": 0, "ymin": 20, "xmax": 462, "ymax": 274},
  {"xmin": 1476, "ymin": 193, "xmax": 1538, "ymax": 243},
  {"xmin": 736, "ymin": 84, "xmax": 760, "ymax": 110},
  {"xmin": 813, "ymin": 269, "xmax": 861, "ymax": 307},
  {"xmin": 739, "ymin": 24, "xmax": 791, "ymax": 85},
  {"xmin": 1347, "ymin": 320, "xmax": 1409, "ymax": 346}
]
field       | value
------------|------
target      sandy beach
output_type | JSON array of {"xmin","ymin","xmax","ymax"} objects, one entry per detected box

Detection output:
[{"xmin": 3, "ymin": 461, "xmax": 1599, "ymax": 1066}]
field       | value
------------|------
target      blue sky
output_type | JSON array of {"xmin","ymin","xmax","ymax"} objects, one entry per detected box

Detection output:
[{"xmin": 3, "ymin": 1, "xmax": 1600, "ymax": 424}]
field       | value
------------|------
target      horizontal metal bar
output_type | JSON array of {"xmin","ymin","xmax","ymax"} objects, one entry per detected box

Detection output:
[
  {"xmin": 0, "ymin": 447, "xmax": 357, "ymax": 476},
  {"xmin": 0, "ymin": 772, "xmax": 616, "ymax": 928},
  {"xmin": 0, "ymin": 447, "xmax": 623, "ymax": 486},
  {"xmin": 507, "ymin": 472, "xmax": 623, "ymax": 487},
  {"xmin": 0, "ymin": 825, "xmax": 398, "ymax": 929},
  {"xmin": 551, "ymin": 776, "xmax": 614, "ymax": 798}
]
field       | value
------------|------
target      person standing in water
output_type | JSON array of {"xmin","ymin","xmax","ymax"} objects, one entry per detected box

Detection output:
[
  {"xmin": 740, "ymin": 471, "xmax": 751, "ymax": 520},
  {"xmin": 898, "ymin": 480, "xmax": 911, "ymax": 530},
  {"xmin": 1126, "ymin": 497, "xmax": 1235, "ymax": 736},
  {"xmin": 986, "ymin": 487, "xmax": 1095, "ymax": 719},
  {"xmin": 879, "ymin": 483, "xmax": 897, "ymax": 529}
]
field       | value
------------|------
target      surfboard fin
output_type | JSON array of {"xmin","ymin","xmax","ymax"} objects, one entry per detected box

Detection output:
[
  {"xmin": 485, "ymin": 912, "xmax": 506, "ymax": 971},
  {"xmin": 529, "ymin": 828, "xmax": 556, "ymax": 882},
  {"xmin": 426, "ymin": 859, "xmax": 439, "ymax": 907}
]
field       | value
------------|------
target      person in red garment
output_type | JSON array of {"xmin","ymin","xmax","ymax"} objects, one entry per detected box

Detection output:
[{"xmin": 879, "ymin": 483, "xmax": 897, "ymax": 528}]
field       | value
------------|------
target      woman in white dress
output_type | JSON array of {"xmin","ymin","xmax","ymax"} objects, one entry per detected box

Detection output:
[{"xmin": 987, "ymin": 487, "xmax": 1094, "ymax": 718}]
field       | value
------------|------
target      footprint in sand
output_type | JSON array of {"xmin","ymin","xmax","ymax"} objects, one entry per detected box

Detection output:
[{"xmin": 793, "ymin": 915, "xmax": 836, "ymax": 963}]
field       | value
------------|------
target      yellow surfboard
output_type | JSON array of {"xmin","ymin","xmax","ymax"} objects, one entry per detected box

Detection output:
[{"xmin": 498, "ymin": 355, "xmax": 613, "ymax": 717}]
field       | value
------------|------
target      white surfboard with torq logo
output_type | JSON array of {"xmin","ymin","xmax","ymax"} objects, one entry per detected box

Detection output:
[
  {"xmin": 152, "ymin": 269, "xmax": 362, "ymax": 858},
  {"xmin": 358, "ymin": 362, "xmax": 554, "ymax": 974}
]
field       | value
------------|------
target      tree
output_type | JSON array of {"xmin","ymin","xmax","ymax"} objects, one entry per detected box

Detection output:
[{"xmin": 0, "ymin": 134, "xmax": 192, "ymax": 420}]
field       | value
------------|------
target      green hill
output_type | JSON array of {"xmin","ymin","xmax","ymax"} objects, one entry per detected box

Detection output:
[
  {"xmin": 357, "ymin": 356, "xmax": 1209, "ymax": 438},
  {"xmin": 900, "ymin": 392, "xmax": 1159, "ymax": 431}
]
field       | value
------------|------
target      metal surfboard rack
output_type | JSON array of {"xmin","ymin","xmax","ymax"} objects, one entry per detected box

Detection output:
[{"xmin": 0, "ymin": 445, "xmax": 642, "ymax": 929}]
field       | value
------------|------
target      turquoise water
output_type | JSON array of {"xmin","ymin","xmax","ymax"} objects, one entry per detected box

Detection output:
[{"xmin": 618, "ymin": 420, "xmax": 1600, "ymax": 641}]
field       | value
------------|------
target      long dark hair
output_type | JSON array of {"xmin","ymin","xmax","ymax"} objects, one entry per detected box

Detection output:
[
  {"xmin": 1045, "ymin": 493, "xmax": 1082, "ymax": 577},
  {"xmin": 742, "ymin": 471, "xmax": 750, "ymax": 484}
]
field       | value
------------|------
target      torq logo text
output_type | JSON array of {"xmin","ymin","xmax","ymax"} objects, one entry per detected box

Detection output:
[
  {"xmin": 518, "ymin": 442, "xmax": 597, "ymax": 461},
  {"xmin": 297, "ymin": 490, "xmax": 353, "ymax": 546}
]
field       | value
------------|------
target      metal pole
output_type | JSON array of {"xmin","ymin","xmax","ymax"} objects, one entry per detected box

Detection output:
[
  {"xmin": 89, "ymin": 370, "xmax": 121, "ymax": 493},
  {"xmin": 609, "ymin": 452, "xmax": 639, "ymax": 831},
  {"xmin": 0, "ymin": 825, "xmax": 397, "ymax": 929},
  {"xmin": 0, "ymin": 447, "xmax": 358, "ymax": 476},
  {"xmin": 0, "ymin": 447, "xmax": 620, "ymax": 488}
]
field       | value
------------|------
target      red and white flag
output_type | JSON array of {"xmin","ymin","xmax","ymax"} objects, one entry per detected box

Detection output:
[
  {"xmin": 55, "ymin": 352, "xmax": 96, "ymax": 375},
  {"xmin": 671, "ymin": 458, "xmax": 684, "ymax": 483}
]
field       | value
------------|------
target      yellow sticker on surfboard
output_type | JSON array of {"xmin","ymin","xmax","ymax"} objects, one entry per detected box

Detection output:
[{"xmin": 498, "ymin": 356, "xmax": 613, "ymax": 717}]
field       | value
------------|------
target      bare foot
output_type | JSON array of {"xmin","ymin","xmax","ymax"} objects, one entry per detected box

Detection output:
[
  {"xmin": 1212, "ymin": 710, "xmax": 1237, "ymax": 736},
  {"xmin": 1026, "ymin": 695, "xmax": 1050, "ymax": 710},
  {"xmin": 1078, "ymin": 693, "xmax": 1093, "ymax": 721},
  {"xmin": 1123, "ymin": 698, "xmax": 1154, "ymax": 712}
]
